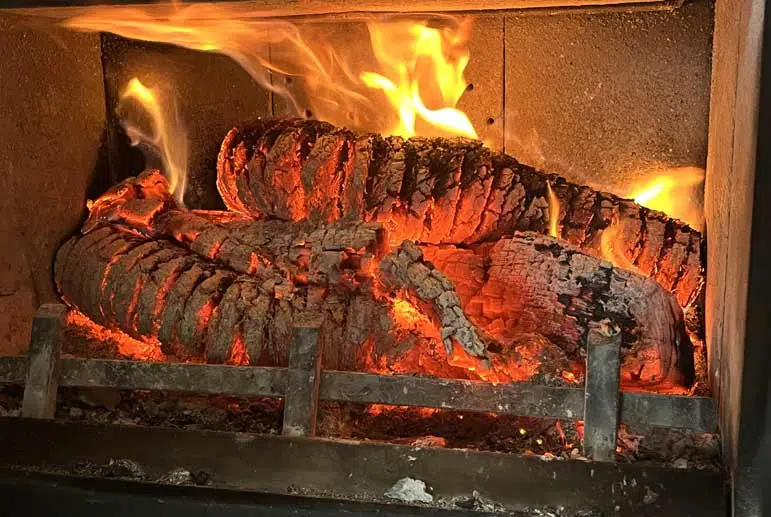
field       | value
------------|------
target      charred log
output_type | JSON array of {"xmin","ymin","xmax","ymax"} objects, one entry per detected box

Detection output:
[
  {"xmin": 218, "ymin": 118, "xmax": 703, "ymax": 307},
  {"xmin": 81, "ymin": 172, "xmax": 488, "ymax": 360},
  {"xmin": 422, "ymin": 233, "xmax": 695, "ymax": 387},
  {"xmin": 62, "ymin": 171, "xmax": 694, "ymax": 387},
  {"xmin": 54, "ymin": 225, "xmax": 485, "ymax": 380}
]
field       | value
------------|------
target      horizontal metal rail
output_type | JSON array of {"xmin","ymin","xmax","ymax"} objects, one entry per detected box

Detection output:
[
  {"xmin": 1, "ymin": 352, "xmax": 717, "ymax": 433},
  {"xmin": 0, "ymin": 304, "xmax": 718, "ymax": 463}
]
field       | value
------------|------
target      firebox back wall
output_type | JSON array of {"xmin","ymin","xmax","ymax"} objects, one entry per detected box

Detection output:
[{"xmin": 0, "ymin": 0, "xmax": 714, "ymax": 354}]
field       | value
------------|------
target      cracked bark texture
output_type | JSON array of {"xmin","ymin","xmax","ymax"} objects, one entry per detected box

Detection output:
[
  {"xmin": 58, "ymin": 171, "xmax": 694, "ymax": 387},
  {"xmin": 59, "ymin": 172, "xmax": 492, "ymax": 377},
  {"xmin": 218, "ymin": 118, "xmax": 703, "ymax": 307},
  {"xmin": 422, "ymin": 233, "xmax": 694, "ymax": 387},
  {"xmin": 55, "ymin": 225, "xmax": 484, "ymax": 379},
  {"xmin": 80, "ymin": 172, "xmax": 490, "ymax": 361}
]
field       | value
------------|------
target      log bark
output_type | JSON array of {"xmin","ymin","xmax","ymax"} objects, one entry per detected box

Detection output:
[
  {"xmin": 421, "ymin": 233, "xmax": 695, "ymax": 387},
  {"xmin": 54, "ymin": 225, "xmax": 483, "ymax": 380},
  {"xmin": 81, "ymin": 171, "xmax": 489, "ymax": 360},
  {"xmin": 61, "ymin": 171, "xmax": 694, "ymax": 387},
  {"xmin": 218, "ymin": 118, "xmax": 703, "ymax": 307}
]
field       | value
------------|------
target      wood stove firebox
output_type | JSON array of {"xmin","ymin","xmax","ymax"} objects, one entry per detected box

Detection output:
[{"xmin": 0, "ymin": 0, "xmax": 767, "ymax": 516}]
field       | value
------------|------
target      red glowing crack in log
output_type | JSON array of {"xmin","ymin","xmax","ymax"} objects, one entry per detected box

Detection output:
[{"xmin": 59, "ymin": 164, "xmax": 693, "ymax": 387}]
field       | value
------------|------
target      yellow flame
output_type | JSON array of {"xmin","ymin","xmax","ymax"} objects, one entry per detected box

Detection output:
[
  {"xmin": 119, "ymin": 78, "xmax": 187, "ymax": 205},
  {"xmin": 63, "ymin": 5, "xmax": 476, "ymax": 140},
  {"xmin": 599, "ymin": 166, "xmax": 705, "ymax": 270},
  {"xmin": 624, "ymin": 167, "xmax": 705, "ymax": 228},
  {"xmin": 546, "ymin": 181, "xmax": 559, "ymax": 238},
  {"xmin": 361, "ymin": 21, "xmax": 476, "ymax": 139},
  {"xmin": 392, "ymin": 297, "xmax": 429, "ymax": 327}
]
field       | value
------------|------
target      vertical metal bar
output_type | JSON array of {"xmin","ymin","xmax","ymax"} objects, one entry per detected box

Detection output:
[
  {"xmin": 281, "ymin": 326, "xmax": 322, "ymax": 437},
  {"xmin": 21, "ymin": 304, "xmax": 66, "ymax": 419},
  {"xmin": 582, "ymin": 322, "xmax": 622, "ymax": 462}
]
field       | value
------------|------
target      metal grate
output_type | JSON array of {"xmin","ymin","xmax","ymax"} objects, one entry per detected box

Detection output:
[{"xmin": 0, "ymin": 303, "xmax": 717, "ymax": 462}]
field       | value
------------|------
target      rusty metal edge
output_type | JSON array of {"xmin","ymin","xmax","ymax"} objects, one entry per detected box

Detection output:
[{"xmin": 59, "ymin": 358, "xmax": 288, "ymax": 396}]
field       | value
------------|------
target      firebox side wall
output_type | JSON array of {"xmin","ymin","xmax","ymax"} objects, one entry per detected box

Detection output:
[{"xmin": 0, "ymin": 12, "xmax": 107, "ymax": 356}]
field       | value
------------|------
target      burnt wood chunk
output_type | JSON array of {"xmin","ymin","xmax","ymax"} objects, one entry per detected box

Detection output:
[
  {"xmin": 55, "ymin": 227, "xmax": 484, "ymax": 379},
  {"xmin": 218, "ymin": 118, "xmax": 703, "ymax": 306},
  {"xmin": 342, "ymin": 135, "xmax": 372, "ymax": 219},
  {"xmin": 301, "ymin": 129, "xmax": 348, "ymax": 223},
  {"xmin": 421, "ymin": 232, "xmax": 695, "ymax": 387}
]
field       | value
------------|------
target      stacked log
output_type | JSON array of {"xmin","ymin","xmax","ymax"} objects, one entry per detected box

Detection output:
[
  {"xmin": 56, "ymin": 171, "xmax": 695, "ymax": 386},
  {"xmin": 55, "ymin": 223, "xmax": 484, "ymax": 379},
  {"xmin": 218, "ymin": 118, "xmax": 703, "ymax": 307}
]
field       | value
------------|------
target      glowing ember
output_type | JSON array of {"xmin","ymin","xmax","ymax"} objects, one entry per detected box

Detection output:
[
  {"xmin": 366, "ymin": 404, "xmax": 439, "ymax": 417},
  {"xmin": 226, "ymin": 330, "xmax": 250, "ymax": 365},
  {"xmin": 66, "ymin": 309, "xmax": 166, "ymax": 362},
  {"xmin": 388, "ymin": 293, "xmax": 442, "ymax": 345},
  {"xmin": 119, "ymin": 78, "xmax": 188, "ymax": 206},
  {"xmin": 546, "ymin": 180, "xmax": 559, "ymax": 238},
  {"xmin": 560, "ymin": 370, "xmax": 579, "ymax": 384},
  {"xmin": 447, "ymin": 341, "xmax": 483, "ymax": 372},
  {"xmin": 392, "ymin": 296, "xmax": 429, "ymax": 327}
]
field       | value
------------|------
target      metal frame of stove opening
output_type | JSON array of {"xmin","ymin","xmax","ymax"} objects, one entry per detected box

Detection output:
[{"xmin": 0, "ymin": 303, "xmax": 724, "ymax": 516}]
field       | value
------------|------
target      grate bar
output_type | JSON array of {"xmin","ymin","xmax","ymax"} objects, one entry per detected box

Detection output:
[
  {"xmin": 281, "ymin": 326, "xmax": 323, "ymax": 437},
  {"xmin": 21, "ymin": 304, "xmax": 66, "ymax": 419},
  {"xmin": 60, "ymin": 358, "xmax": 287, "ymax": 397},
  {"xmin": 582, "ymin": 325, "xmax": 622, "ymax": 461}
]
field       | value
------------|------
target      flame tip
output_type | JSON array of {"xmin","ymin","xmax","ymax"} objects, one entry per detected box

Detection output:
[{"xmin": 65, "ymin": 6, "xmax": 477, "ymax": 140}]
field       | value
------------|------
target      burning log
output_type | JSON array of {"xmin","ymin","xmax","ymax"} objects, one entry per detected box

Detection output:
[
  {"xmin": 57, "ymin": 171, "xmax": 694, "ymax": 387},
  {"xmin": 54, "ymin": 224, "xmax": 488, "ymax": 380},
  {"xmin": 422, "ymin": 233, "xmax": 695, "ymax": 387},
  {"xmin": 217, "ymin": 118, "xmax": 703, "ymax": 307},
  {"xmin": 80, "ymin": 171, "xmax": 488, "ymax": 360}
]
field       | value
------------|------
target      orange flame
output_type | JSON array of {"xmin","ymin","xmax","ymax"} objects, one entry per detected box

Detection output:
[
  {"xmin": 361, "ymin": 20, "xmax": 476, "ymax": 139},
  {"xmin": 599, "ymin": 167, "xmax": 704, "ymax": 270},
  {"xmin": 546, "ymin": 181, "xmax": 559, "ymax": 238},
  {"xmin": 624, "ymin": 167, "xmax": 705, "ymax": 228},
  {"xmin": 119, "ymin": 78, "xmax": 188, "ymax": 205},
  {"xmin": 64, "ymin": 5, "xmax": 477, "ymax": 140}
]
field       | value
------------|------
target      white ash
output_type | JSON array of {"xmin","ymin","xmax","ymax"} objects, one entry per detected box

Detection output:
[
  {"xmin": 159, "ymin": 468, "xmax": 194, "ymax": 485},
  {"xmin": 105, "ymin": 458, "xmax": 144, "ymax": 479},
  {"xmin": 384, "ymin": 477, "xmax": 433, "ymax": 503},
  {"xmin": 672, "ymin": 458, "xmax": 689, "ymax": 469},
  {"xmin": 452, "ymin": 490, "xmax": 506, "ymax": 512}
]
